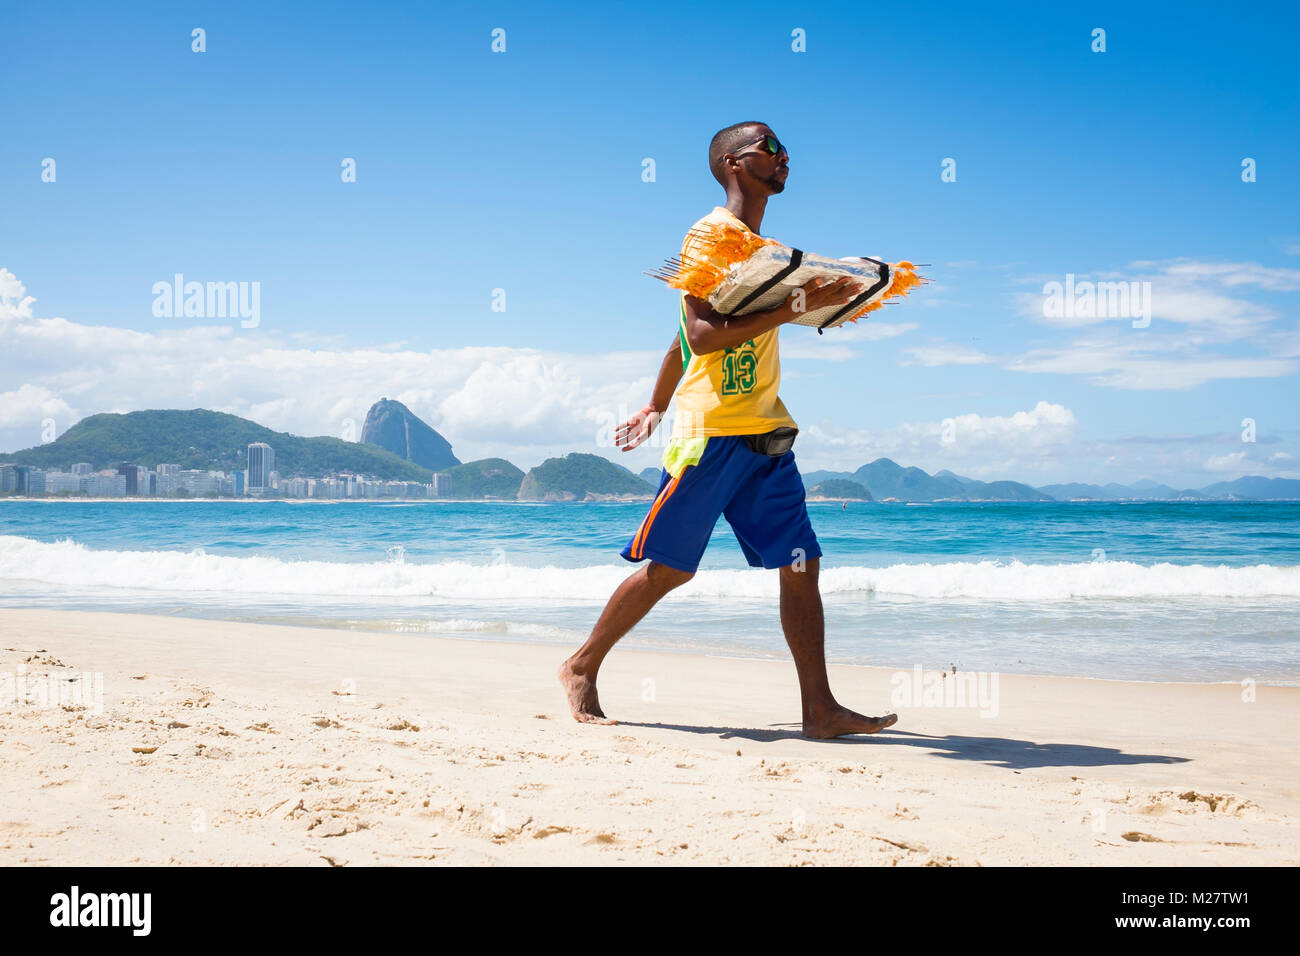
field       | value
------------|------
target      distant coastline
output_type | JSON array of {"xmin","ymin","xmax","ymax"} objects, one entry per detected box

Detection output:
[
  {"xmin": 7, "ymin": 406, "xmax": 1300, "ymax": 504},
  {"xmin": 0, "ymin": 494, "xmax": 655, "ymax": 504},
  {"xmin": 5, "ymin": 495, "xmax": 1300, "ymax": 505}
]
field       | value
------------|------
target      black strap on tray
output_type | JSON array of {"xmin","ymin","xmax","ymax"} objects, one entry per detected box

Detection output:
[
  {"xmin": 817, "ymin": 258, "xmax": 890, "ymax": 334},
  {"xmin": 731, "ymin": 248, "xmax": 804, "ymax": 314}
]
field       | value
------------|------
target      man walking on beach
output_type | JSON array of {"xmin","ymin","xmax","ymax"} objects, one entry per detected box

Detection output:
[{"xmin": 559, "ymin": 122, "xmax": 898, "ymax": 739}]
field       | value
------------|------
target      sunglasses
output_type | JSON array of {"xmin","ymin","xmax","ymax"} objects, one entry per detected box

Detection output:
[{"xmin": 733, "ymin": 134, "xmax": 786, "ymax": 159}]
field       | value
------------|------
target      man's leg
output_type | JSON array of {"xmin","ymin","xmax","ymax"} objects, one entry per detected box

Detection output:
[
  {"xmin": 779, "ymin": 557, "xmax": 898, "ymax": 738},
  {"xmin": 559, "ymin": 560, "xmax": 693, "ymax": 724}
]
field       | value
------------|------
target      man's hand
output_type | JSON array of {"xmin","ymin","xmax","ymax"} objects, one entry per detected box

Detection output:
[
  {"xmin": 683, "ymin": 275, "xmax": 867, "ymax": 355},
  {"xmin": 615, "ymin": 403, "xmax": 662, "ymax": 451},
  {"xmin": 787, "ymin": 275, "xmax": 865, "ymax": 317}
]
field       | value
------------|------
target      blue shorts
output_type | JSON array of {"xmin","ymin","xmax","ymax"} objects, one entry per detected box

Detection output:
[{"xmin": 621, "ymin": 436, "xmax": 822, "ymax": 574}]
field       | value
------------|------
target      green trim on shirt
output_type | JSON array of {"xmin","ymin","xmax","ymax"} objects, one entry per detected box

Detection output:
[{"xmin": 678, "ymin": 296, "xmax": 692, "ymax": 371}]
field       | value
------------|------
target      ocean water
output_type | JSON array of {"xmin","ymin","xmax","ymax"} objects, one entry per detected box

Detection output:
[{"xmin": 1, "ymin": 499, "xmax": 1298, "ymax": 684}]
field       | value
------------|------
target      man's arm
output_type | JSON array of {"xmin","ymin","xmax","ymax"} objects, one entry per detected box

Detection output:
[
  {"xmin": 614, "ymin": 336, "xmax": 684, "ymax": 451},
  {"xmin": 650, "ymin": 335, "xmax": 685, "ymax": 412},
  {"xmin": 682, "ymin": 276, "xmax": 864, "ymax": 355}
]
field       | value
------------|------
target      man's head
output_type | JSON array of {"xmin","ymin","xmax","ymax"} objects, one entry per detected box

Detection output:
[{"xmin": 709, "ymin": 122, "xmax": 789, "ymax": 194}]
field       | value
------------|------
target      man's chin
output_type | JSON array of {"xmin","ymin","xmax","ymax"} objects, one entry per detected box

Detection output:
[{"xmin": 767, "ymin": 179, "xmax": 786, "ymax": 194}]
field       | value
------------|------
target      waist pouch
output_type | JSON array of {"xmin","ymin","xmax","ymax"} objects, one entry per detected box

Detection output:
[{"xmin": 743, "ymin": 426, "xmax": 798, "ymax": 457}]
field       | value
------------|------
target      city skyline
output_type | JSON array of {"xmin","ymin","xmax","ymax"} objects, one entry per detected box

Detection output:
[{"xmin": 0, "ymin": 440, "xmax": 446, "ymax": 500}]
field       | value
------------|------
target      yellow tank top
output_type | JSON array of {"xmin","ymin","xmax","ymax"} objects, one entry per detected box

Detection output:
[{"xmin": 670, "ymin": 206, "xmax": 797, "ymax": 440}]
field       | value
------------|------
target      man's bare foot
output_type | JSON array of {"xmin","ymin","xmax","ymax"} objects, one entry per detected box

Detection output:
[
  {"xmin": 802, "ymin": 705, "xmax": 897, "ymax": 739},
  {"xmin": 558, "ymin": 659, "xmax": 617, "ymax": 725}
]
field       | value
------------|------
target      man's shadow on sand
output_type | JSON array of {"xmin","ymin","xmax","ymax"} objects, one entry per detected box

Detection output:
[{"xmin": 614, "ymin": 722, "xmax": 1190, "ymax": 771}]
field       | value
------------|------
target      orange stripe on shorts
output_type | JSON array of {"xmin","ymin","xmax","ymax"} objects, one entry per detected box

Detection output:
[{"xmin": 630, "ymin": 473, "xmax": 681, "ymax": 559}]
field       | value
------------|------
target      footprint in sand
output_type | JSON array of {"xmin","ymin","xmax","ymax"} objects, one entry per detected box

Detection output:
[
  {"xmin": 531, "ymin": 825, "xmax": 571, "ymax": 839},
  {"xmin": 1178, "ymin": 790, "xmax": 1256, "ymax": 814}
]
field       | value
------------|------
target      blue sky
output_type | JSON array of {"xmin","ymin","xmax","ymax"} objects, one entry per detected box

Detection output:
[{"xmin": 2, "ymin": 0, "xmax": 1298, "ymax": 487}]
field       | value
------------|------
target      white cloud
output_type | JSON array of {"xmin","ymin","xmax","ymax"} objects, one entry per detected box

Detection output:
[
  {"xmin": 1017, "ymin": 258, "xmax": 1290, "ymax": 340},
  {"xmin": 900, "ymin": 342, "xmax": 995, "ymax": 366},
  {"xmin": 779, "ymin": 320, "xmax": 916, "ymax": 360},
  {"xmin": 0, "ymin": 269, "xmax": 36, "ymax": 322},
  {"xmin": 933, "ymin": 257, "xmax": 1300, "ymax": 389},
  {"xmin": 0, "ymin": 269, "xmax": 662, "ymax": 468},
  {"xmin": 1141, "ymin": 288, "xmax": 1275, "ymax": 337},
  {"xmin": 799, "ymin": 404, "xmax": 1300, "ymax": 486},
  {"xmin": 1006, "ymin": 337, "xmax": 1298, "ymax": 390},
  {"xmin": 798, "ymin": 401, "xmax": 1077, "ymax": 476},
  {"xmin": 1159, "ymin": 260, "xmax": 1300, "ymax": 290},
  {"xmin": 0, "ymin": 384, "xmax": 75, "ymax": 429},
  {"xmin": 1204, "ymin": 451, "xmax": 1248, "ymax": 471}
]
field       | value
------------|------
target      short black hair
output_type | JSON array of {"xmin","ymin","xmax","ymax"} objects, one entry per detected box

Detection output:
[{"xmin": 709, "ymin": 121, "xmax": 767, "ymax": 186}]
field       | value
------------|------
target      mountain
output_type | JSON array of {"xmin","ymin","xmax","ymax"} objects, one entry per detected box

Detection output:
[
  {"xmin": 859, "ymin": 459, "xmax": 952, "ymax": 498},
  {"xmin": 849, "ymin": 459, "xmax": 960, "ymax": 500},
  {"xmin": 1130, "ymin": 478, "xmax": 1173, "ymax": 491},
  {"xmin": 808, "ymin": 479, "xmax": 872, "ymax": 500},
  {"xmin": 0, "ymin": 409, "xmax": 432, "ymax": 481},
  {"xmin": 1197, "ymin": 476, "xmax": 1300, "ymax": 500},
  {"xmin": 360, "ymin": 398, "xmax": 459, "ymax": 471},
  {"xmin": 435, "ymin": 458, "xmax": 524, "ymax": 499},
  {"xmin": 849, "ymin": 458, "xmax": 1051, "ymax": 501},
  {"xmin": 639, "ymin": 467, "xmax": 662, "ymax": 485},
  {"xmin": 517, "ymin": 453, "xmax": 657, "ymax": 501},
  {"xmin": 1037, "ymin": 481, "xmax": 1205, "ymax": 500},
  {"xmin": 1037, "ymin": 482, "xmax": 1107, "ymax": 500},
  {"xmin": 800, "ymin": 469, "xmax": 853, "ymax": 487},
  {"xmin": 956, "ymin": 479, "xmax": 1053, "ymax": 501},
  {"xmin": 933, "ymin": 468, "xmax": 979, "ymax": 488},
  {"xmin": 802, "ymin": 460, "xmax": 1049, "ymax": 501},
  {"xmin": 930, "ymin": 467, "xmax": 1050, "ymax": 500}
]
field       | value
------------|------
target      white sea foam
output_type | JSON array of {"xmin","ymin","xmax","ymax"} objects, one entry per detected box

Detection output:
[{"xmin": 1, "ymin": 535, "xmax": 1297, "ymax": 602}]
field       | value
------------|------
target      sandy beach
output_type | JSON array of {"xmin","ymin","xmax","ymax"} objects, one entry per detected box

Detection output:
[{"xmin": 1, "ymin": 608, "xmax": 1296, "ymax": 866}]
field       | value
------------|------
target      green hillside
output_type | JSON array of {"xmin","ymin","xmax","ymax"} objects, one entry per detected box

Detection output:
[
  {"xmin": 517, "ymin": 453, "xmax": 656, "ymax": 500},
  {"xmin": 435, "ymin": 458, "xmax": 524, "ymax": 499},
  {"xmin": 0, "ymin": 409, "xmax": 432, "ymax": 481},
  {"xmin": 809, "ymin": 479, "xmax": 873, "ymax": 500}
]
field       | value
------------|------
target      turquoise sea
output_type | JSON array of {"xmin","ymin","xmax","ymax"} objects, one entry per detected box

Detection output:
[{"xmin": 2, "ymin": 499, "xmax": 1298, "ymax": 684}]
